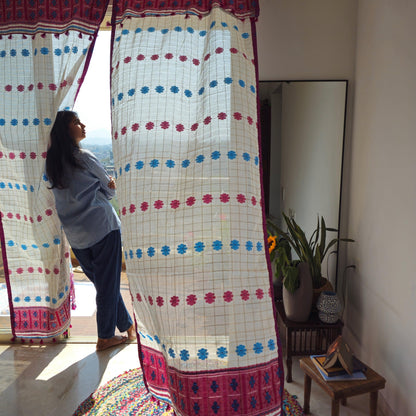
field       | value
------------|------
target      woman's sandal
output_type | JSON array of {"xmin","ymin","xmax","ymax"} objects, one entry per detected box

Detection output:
[{"xmin": 96, "ymin": 335, "xmax": 127, "ymax": 351}]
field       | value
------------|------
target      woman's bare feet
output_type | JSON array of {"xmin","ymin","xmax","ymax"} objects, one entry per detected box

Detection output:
[
  {"xmin": 96, "ymin": 335, "xmax": 127, "ymax": 351},
  {"xmin": 127, "ymin": 324, "xmax": 136, "ymax": 341}
]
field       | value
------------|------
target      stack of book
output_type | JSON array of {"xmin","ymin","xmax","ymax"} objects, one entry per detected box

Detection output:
[{"xmin": 311, "ymin": 336, "xmax": 367, "ymax": 381}]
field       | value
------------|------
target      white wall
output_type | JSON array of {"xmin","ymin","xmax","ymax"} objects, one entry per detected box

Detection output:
[
  {"xmin": 257, "ymin": 1, "xmax": 416, "ymax": 414},
  {"xmin": 344, "ymin": 1, "xmax": 416, "ymax": 415}
]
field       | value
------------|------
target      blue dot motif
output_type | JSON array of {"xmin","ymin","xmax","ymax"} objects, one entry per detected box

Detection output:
[
  {"xmin": 197, "ymin": 348, "xmax": 208, "ymax": 360},
  {"xmin": 195, "ymin": 155, "xmax": 204, "ymax": 163},
  {"xmin": 141, "ymin": 86, "xmax": 149, "ymax": 94},
  {"xmin": 53, "ymin": 238, "xmax": 61, "ymax": 245},
  {"xmin": 135, "ymin": 28, "xmax": 142, "ymax": 33},
  {"xmin": 217, "ymin": 346, "xmax": 228, "ymax": 358},
  {"xmin": 239, "ymin": 80, "xmax": 246, "ymax": 88},
  {"xmin": 136, "ymin": 249, "xmax": 142, "ymax": 259},
  {"xmin": 198, "ymin": 87, "xmax": 205, "ymax": 95},
  {"xmin": 199, "ymin": 30, "xmax": 207, "ymax": 37},
  {"xmin": 243, "ymin": 152, "xmax": 251, "ymax": 161},
  {"xmin": 246, "ymin": 241, "xmax": 254, "ymax": 251},
  {"xmin": 135, "ymin": 161, "xmax": 144, "ymax": 170},
  {"xmin": 150, "ymin": 159, "xmax": 159, "ymax": 168},
  {"xmin": 166, "ymin": 160, "xmax": 175, "ymax": 168},
  {"xmin": 0, "ymin": 119, "xmax": 5, "ymax": 126},
  {"xmin": 228, "ymin": 151, "xmax": 237, "ymax": 160},
  {"xmin": 250, "ymin": 85, "xmax": 256, "ymax": 93},
  {"xmin": 23, "ymin": 119, "xmax": 29, "ymax": 126},
  {"xmin": 180, "ymin": 349, "xmax": 190, "ymax": 361},
  {"xmin": 177, "ymin": 244, "xmax": 187, "ymax": 254},
  {"xmin": 35, "ymin": 296, "xmax": 41, "ymax": 302},
  {"xmin": 211, "ymin": 151, "xmax": 221, "ymax": 160},
  {"xmin": 161, "ymin": 28, "xmax": 169, "ymax": 34},
  {"xmin": 21, "ymin": 244, "xmax": 27, "ymax": 250},
  {"xmin": 33, "ymin": 118, "xmax": 40, "ymax": 125},
  {"xmin": 224, "ymin": 77, "xmax": 233, "ymax": 85},
  {"xmin": 187, "ymin": 27, "xmax": 194, "ymax": 34},
  {"xmin": 230, "ymin": 240, "xmax": 240, "ymax": 250},
  {"xmin": 236, "ymin": 344, "xmax": 247, "ymax": 357},
  {"xmin": 155, "ymin": 85, "xmax": 164, "ymax": 93},
  {"xmin": 253, "ymin": 342, "xmax": 264, "ymax": 354},
  {"xmin": 174, "ymin": 26, "xmax": 182, "ymax": 32},
  {"xmin": 170, "ymin": 86, "xmax": 179, "ymax": 94},
  {"xmin": 161, "ymin": 246, "xmax": 170, "ymax": 256},
  {"xmin": 0, "ymin": 182, "xmax": 5, "ymax": 188},
  {"xmin": 254, "ymin": 156, "xmax": 259, "ymax": 165},
  {"xmin": 256, "ymin": 242, "xmax": 263, "ymax": 251},
  {"xmin": 24, "ymin": 296, "xmax": 31, "ymax": 302},
  {"xmin": 209, "ymin": 80, "xmax": 218, "ymax": 88},
  {"xmin": 125, "ymin": 163, "xmax": 131, "ymax": 172},
  {"xmin": 147, "ymin": 247, "xmax": 155, "ymax": 257},
  {"xmin": 72, "ymin": 47, "xmax": 78, "ymax": 54},
  {"xmin": 212, "ymin": 240, "xmax": 223, "ymax": 251},
  {"xmin": 268, "ymin": 339, "xmax": 276, "ymax": 351},
  {"xmin": 54, "ymin": 48, "xmax": 62, "ymax": 56},
  {"xmin": 182, "ymin": 159, "xmax": 190, "ymax": 168},
  {"xmin": 118, "ymin": 93, "xmax": 123, "ymax": 101},
  {"xmin": 10, "ymin": 49, "xmax": 17, "ymax": 56},
  {"xmin": 242, "ymin": 32, "xmax": 250, "ymax": 39},
  {"xmin": 122, "ymin": 29, "xmax": 129, "ymax": 35},
  {"xmin": 22, "ymin": 49, "xmax": 30, "ymax": 56},
  {"xmin": 7, "ymin": 240, "xmax": 14, "ymax": 247},
  {"xmin": 11, "ymin": 119, "xmax": 18, "ymax": 126},
  {"xmin": 147, "ymin": 27, "xmax": 156, "ymax": 32},
  {"xmin": 128, "ymin": 88, "xmax": 135, "ymax": 96},
  {"xmin": 194, "ymin": 242, "xmax": 205, "ymax": 252},
  {"xmin": 184, "ymin": 89, "xmax": 192, "ymax": 97}
]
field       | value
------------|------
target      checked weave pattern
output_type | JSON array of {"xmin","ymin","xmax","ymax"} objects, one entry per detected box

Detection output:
[
  {"xmin": 0, "ymin": 1, "xmax": 107, "ymax": 338},
  {"xmin": 111, "ymin": 6, "xmax": 283, "ymax": 416}
]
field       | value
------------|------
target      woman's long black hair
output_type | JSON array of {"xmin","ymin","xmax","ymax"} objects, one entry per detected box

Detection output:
[{"xmin": 46, "ymin": 110, "xmax": 83, "ymax": 189}]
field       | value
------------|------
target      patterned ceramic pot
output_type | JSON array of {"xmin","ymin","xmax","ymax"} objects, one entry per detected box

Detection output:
[{"xmin": 316, "ymin": 291, "xmax": 342, "ymax": 323}]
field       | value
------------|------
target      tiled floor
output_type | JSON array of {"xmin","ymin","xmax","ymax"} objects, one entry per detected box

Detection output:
[
  {"xmin": 0, "ymin": 338, "xmax": 382, "ymax": 416},
  {"xmin": 0, "ymin": 266, "xmax": 384, "ymax": 415}
]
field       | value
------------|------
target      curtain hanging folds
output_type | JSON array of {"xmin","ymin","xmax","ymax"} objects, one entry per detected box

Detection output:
[
  {"xmin": 1, "ymin": 0, "xmax": 282, "ymax": 414},
  {"xmin": 110, "ymin": 4, "xmax": 282, "ymax": 415},
  {"xmin": 0, "ymin": 1, "xmax": 109, "ymax": 338}
]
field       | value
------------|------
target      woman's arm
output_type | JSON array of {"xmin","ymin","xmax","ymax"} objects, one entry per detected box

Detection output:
[{"xmin": 79, "ymin": 149, "xmax": 116, "ymax": 199}]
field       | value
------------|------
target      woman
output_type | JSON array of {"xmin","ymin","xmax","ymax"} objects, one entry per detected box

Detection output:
[{"xmin": 46, "ymin": 110, "xmax": 134, "ymax": 351}]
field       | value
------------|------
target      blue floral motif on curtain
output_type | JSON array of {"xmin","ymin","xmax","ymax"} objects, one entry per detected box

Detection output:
[{"xmin": 110, "ymin": 1, "xmax": 283, "ymax": 415}]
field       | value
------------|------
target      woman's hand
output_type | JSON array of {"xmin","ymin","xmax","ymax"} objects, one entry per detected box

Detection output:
[{"xmin": 108, "ymin": 176, "xmax": 116, "ymax": 190}]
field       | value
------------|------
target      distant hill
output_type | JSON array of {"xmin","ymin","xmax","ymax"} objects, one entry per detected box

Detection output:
[{"xmin": 84, "ymin": 128, "xmax": 111, "ymax": 145}]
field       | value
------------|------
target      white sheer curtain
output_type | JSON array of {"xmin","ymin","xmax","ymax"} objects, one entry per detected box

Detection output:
[
  {"xmin": 0, "ymin": 1, "xmax": 108, "ymax": 339},
  {"xmin": 111, "ymin": 2, "xmax": 283, "ymax": 415}
]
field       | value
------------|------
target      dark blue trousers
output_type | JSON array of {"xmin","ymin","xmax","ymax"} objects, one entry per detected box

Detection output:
[{"xmin": 72, "ymin": 230, "xmax": 133, "ymax": 339}]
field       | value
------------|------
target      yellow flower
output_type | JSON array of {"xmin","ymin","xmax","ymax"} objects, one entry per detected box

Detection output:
[{"xmin": 268, "ymin": 235, "xmax": 277, "ymax": 254}]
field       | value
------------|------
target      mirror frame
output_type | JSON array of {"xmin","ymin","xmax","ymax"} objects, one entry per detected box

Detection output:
[{"xmin": 259, "ymin": 79, "xmax": 348, "ymax": 289}]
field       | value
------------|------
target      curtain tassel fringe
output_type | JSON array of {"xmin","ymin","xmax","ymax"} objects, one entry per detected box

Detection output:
[
  {"xmin": 8, "ymin": 34, "xmax": 12, "ymax": 39},
  {"xmin": 21, "ymin": 338, "xmax": 25, "ymax": 343},
  {"xmin": 22, "ymin": 34, "xmax": 27, "ymax": 39},
  {"xmin": 10, "ymin": 336, "xmax": 16, "ymax": 342},
  {"xmin": 54, "ymin": 33, "xmax": 60, "ymax": 39},
  {"xmin": 40, "ymin": 339, "xmax": 44, "ymax": 345},
  {"xmin": 52, "ymin": 338, "xmax": 56, "ymax": 343},
  {"xmin": 41, "ymin": 33, "xmax": 46, "ymax": 38},
  {"xmin": 30, "ymin": 339, "xmax": 34, "ymax": 344},
  {"xmin": 78, "ymin": 32, "xmax": 83, "ymax": 39},
  {"xmin": 185, "ymin": 13, "xmax": 190, "ymax": 19}
]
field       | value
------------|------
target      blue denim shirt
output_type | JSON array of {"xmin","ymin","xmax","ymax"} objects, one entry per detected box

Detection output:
[{"xmin": 52, "ymin": 149, "xmax": 120, "ymax": 249}]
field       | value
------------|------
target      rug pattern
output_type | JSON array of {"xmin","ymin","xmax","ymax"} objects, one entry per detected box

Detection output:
[{"xmin": 73, "ymin": 368, "xmax": 303, "ymax": 416}]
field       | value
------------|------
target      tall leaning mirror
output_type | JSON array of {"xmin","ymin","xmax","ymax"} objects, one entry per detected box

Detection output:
[{"xmin": 259, "ymin": 80, "xmax": 348, "ymax": 286}]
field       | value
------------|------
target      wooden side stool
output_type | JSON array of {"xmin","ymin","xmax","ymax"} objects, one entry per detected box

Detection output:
[{"xmin": 299, "ymin": 357, "xmax": 386, "ymax": 416}]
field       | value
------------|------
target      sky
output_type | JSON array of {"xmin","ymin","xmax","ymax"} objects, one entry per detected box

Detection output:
[{"xmin": 73, "ymin": 31, "xmax": 112, "ymax": 144}]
